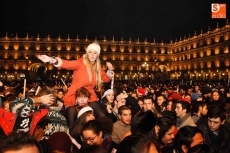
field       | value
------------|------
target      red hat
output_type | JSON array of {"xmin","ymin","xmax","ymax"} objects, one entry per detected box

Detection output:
[
  {"xmin": 167, "ymin": 90, "xmax": 174, "ymax": 94},
  {"xmin": 181, "ymin": 97, "xmax": 191, "ymax": 104},
  {"xmin": 137, "ymin": 87, "xmax": 145, "ymax": 96},
  {"xmin": 168, "ymin": 93, "xmax": 182, "ymax": 101}
]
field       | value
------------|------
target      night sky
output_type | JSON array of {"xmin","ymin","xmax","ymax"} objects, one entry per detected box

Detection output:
[{"xmin": 0, "ymin": 0, "xmax": 229, "ymax": 42}]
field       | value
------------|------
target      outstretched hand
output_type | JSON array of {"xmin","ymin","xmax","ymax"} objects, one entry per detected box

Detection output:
[
  {"xmin": 106, "ymin": 62, "xmax": 113, "ymax": 70},
  {"xmin": 37, "ymin": 55, "xmax": 52, "ymax": 63}
]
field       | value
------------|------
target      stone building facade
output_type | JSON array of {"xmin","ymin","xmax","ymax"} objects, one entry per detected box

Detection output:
[{"xmin": 0, "ymin": 21, "xmax": 229, "ymax": 81}]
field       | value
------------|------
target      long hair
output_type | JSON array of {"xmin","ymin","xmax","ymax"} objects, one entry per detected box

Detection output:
[
  {"xmin": 84, "ymin": 52, "xmax": 102, "ymax": 91},
  {"xmin": 70, "ymin": 110, "xmax": 94, "ymax": 137}
]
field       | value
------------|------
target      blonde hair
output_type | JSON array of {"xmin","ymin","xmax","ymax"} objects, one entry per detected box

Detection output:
[{"xmin": 85, "ymin": 49, "xmax": 103, "ymax": 91}]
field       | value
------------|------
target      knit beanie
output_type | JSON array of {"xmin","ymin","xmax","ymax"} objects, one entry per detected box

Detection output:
[
  {"xmin": 47, "ymin": 132, "xmax": 72, "ymax": 153},
  {"xmin": 86, "ymin": 43, "xmax": 101, "ymax": 55}
]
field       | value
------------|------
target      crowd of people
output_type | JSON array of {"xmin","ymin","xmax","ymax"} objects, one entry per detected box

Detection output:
[{"xmin": 0, "ymin": 42, "xmax": 230, "ymax": 153}]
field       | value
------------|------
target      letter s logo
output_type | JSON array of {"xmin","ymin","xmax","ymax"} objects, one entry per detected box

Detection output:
[{"xmin": 212, "ymin": 4, "xmax": 220, "ymax": 13}]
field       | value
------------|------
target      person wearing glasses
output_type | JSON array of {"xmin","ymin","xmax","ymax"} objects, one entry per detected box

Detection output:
[
  {"xmin": 197, "ymin": 104, "xmax": 230, "ymax": 153},
  {"xmin": 81, "ymin": 119, "xmax": 113, "ymax": 152}
]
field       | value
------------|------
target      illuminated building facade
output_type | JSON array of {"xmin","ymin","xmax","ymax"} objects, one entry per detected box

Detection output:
[{"xmin": 0, "ymin": 20, "xmax": 229, "ymax": 81}]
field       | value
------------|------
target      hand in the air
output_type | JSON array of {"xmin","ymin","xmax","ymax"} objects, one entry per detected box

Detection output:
[
  {"xmin": 106, "ymin": 62, "xmax": 113, "ymax": 70},
  {"xmin": 37, "ymin": 55, "xmax": 52, "ymax": 63}
]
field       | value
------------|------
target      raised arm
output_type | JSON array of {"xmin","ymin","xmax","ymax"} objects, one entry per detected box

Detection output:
[{"xmin": 37, "ymin": 55, "xmax": 81, "ymax": 70}]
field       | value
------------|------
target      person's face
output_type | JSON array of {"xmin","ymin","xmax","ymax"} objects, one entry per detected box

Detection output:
[
  {"xmin": 4, "ymin": 146, "xmax": 40, "ymax": 153},
  {"xmin": 87, "ymin": 50, "xmax": 98, "ymax": 63},
  {"xmin": 179, "ymin": 89, "xmax": 185, "ymax": 95},
  {"xmin": 116, "ymin": 99, "xmax": 126, "ymax": 109},
  {"xmin": 208, "ymin": 117, "xmax": 224, "ymax": 132},
  {"xmin": 85, "ymin": 113, "xmax": 95, "ymax": 122},
  {"xmin": 161, "ymin": 125, "xmax": 176, "ymax": 145},
  {"xmin": 143, "ymin": 99, "xmax": 154, "ymax": 112},
  {"xmin": 166, "ymin": 101, "xmax": 172, "ymax": 111},
  {"xmin": 77, "ymin": 95, "xmax": 89, "ymax": 106},
  {"xmin": 138, "ymin": 100, "xmax": 144, "ymax": 109},
  {"xmin": 212, "ymin": 92, "xmax": 220, "ymax": 101},
  {"xmin": 161, "ymin": 90, "xmax": 168, "ymax": 97},
  {"xmin": 190, "ymin": 133, "xmax": 204, "ymax": 147},
  {"xmin": 57, "ymin": 91, "xmax": 64, "ymax": 99},
  {"xmin": 119, "ymin": 109, "xmax": 132, "ymax": 125},
  {"xmin": 82, "ymin": 130, "xmax": 102, "ymax": 145},
  {"xmin": 157, "ymin": 96, "xmax": 164, "ymax": 106},
  {"xmin": 194, "ymin": 86, "xmax": 199, "ymax": 92},
  {"xmin": 175, "ymin": 103, "xmax": 185, "ymax": 118},
  {"xmin": 106, "ymin": 92, "xmax": 114, "ymax": 103},
  {"xmin": 200, "ymin": 105, "xmax": 208, "ymax": 116}
]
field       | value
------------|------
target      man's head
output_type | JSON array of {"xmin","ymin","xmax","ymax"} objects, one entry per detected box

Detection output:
[
  {"xmin": 207, "ymin": 104, "xmax": 226, "ymax": 132},
  {"xmin": 56, "ymin": 89, "xmax": 64, "ymax": 99},
  {"xmin": 118, "ymin": 105, "xmax": 132, "ymax": 125},
  {"xmin": 0, "ymin": 131, "xmax": 41, "ymax": 153},
  {"xmin": 175, "ymin": 126, "xmax": 204, "ymax": 153},
  {"xmin": 192, "ymin": 102, "xmax": 208, "ymax": 116},
  {"xmin": 143, "ymin": 96, "xmax": 154, "ymax": 112},
  {"xmin": 157, "ymin": 94, "xmax": 167, "ymax": 106},
  {"xmin": 75, "ymin": 87, "xmax": 91, "ymax": 106},
  {"xmin": 175, "ymin": 101, "xmax": 190, "ymax": 118}
]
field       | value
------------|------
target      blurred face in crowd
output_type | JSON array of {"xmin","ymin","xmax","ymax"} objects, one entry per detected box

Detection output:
[
  {"xmin": 161, "ymin": 125, "xmax": 176, "ymax": 145},
  {"xmin": 57, "ymin": 91, "xmax": 64, "ymax": 99},
  {"xmin": 157, "ymin": 96, "xmax": 165, "ymax": 106},
  {"xmin": 194, "ymin": 86, "xmax": 199, "ymax": 92},
  {"xmin": 208, "ymin": 117, "xmax": 224, "ymax": 132},
  {"xmin": 143, "ymin": 99, "xmax": 154, "ymax": 112},
  {"xmin": 87, "ymin": 50, "xmax": 98, "ymax": 63},
  {"xmin": 200, "ymin": 105, "xmax": 208, "ymax": 116},
  {"xmin": 85, "ymin": 112, "xmax": 95, "ymax": 122},
  {"xmin": 175, "ymin": 103, "xmax": 186, "ymax": 118},
  {"xmin": 166, "ymin": 101, "xmax": 173, "ymax": 111},
  {"xmin": 119, "ymin": 109, "xmax": 132, "ymax": 125},
  {"xmin": 77, "ymin": 94, "xmax": 89, "ymax": 106},
  {"xmin": 138, "ymin": 99, "xmax": 144, "ymax": 109},
  {"xmin": 179, "ymin": 89, "xmax": 185, "ymax": 95},
  {"xmin": 212, "ymin": 91, "xmax": 220, "ymax": 101},
  {"xmin": 106, "ymin": 92, "xmax": 114, "ymax": 103},
  {"xmin": 82, "ymin": 130, "xmax": 102, "ymax": 146}
]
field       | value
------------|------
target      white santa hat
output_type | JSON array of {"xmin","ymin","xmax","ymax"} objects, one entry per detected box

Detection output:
[
  {"xmin": 102, "ymin": 89, "xmax": 114, "ymax": 99},
  {"xmin": 86, "ymin": 43, "xmax": 101, "ymax": 55},
  {"xmin": 77, "ymin": 106, "xmax": 93, "ymax": 118}
]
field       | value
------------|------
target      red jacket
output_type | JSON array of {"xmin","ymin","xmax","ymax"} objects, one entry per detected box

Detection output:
[{"xmin": 58, "ymin": 56, "xmax": 110, "ymax": 106}]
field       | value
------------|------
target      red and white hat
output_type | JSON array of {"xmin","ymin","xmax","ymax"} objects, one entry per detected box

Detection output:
[{"xmin": 136, "ymin": 87, "xmax": 145, "ymax": 96}]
